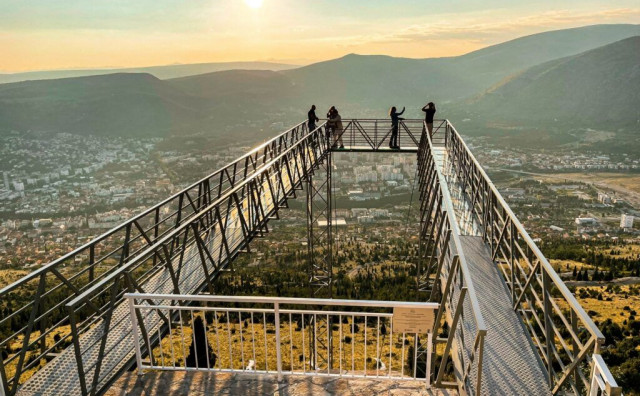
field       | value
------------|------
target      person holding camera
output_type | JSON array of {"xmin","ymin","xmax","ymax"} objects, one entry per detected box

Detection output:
[{"xmin": 422, "ymin": 102, "xmax": 436, "ymax": 136}]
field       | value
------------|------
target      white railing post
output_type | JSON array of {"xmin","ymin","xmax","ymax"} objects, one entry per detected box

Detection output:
[
  {"xmin": 127, "ymin": 296, "xmax": 144, "ymax": 375},
  {"xmin": 0, "ymin": 372, "xmax": 6, "ymax": 396},
  {"xmin": 589, "ymin": 354, "xmax": 621, "ymax": 396},
  {"xmin": 274, "ymin": 302, "xmax": 283, "ymax": 382},
  {"xmin": 426, "ymin": 331, "xmax": 433, "ymax": 388}
]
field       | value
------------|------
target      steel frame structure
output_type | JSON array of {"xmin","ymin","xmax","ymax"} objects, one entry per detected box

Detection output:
[{"xmin": 1, "ymin": 118, "xmax": 620, "ymax": 396}]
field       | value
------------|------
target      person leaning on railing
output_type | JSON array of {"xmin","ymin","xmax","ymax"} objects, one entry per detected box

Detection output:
[
  {"xmin": 422, "ymin": 102, "xmax": 436, "ymax": 136},
  {"xmin": 327, "ymin": 106, "xmax": 344, "ymax": 149},
  {"xmin": 325, "ymin": 106, "xmax": 336, "ymax": 141}
]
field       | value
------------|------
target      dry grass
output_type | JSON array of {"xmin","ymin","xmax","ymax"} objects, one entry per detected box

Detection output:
[
  {"xmin": 4, "ymin": 325, "xmax": 73, "ymax": 386},
  {"xmin": 595, "ymin": 244, "xmax": 640, "ymax": 260},
  {"xmin": 0, "ymin": 269, "xmax": 29, "ymax": 287},
  {"xmin": 550, "ymin": 259, "xmax": 593, "ymax": 273},
  {"xmin": 561, "ymin": 285, "xmax": 640, "ymax": 326},
  {"xmin": 150, "ymin": 313, "xmax": 426, "ymax": 377}
]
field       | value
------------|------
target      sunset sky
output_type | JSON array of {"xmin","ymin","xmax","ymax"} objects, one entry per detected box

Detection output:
[{"xmin": 1, "ymin": 0, "xmax": 639, "ymax": 72}]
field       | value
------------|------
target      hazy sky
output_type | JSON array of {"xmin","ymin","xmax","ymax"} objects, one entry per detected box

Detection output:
[{"xmin": 1, "ymin": 0, "xmax": 639, "ymax": 72}]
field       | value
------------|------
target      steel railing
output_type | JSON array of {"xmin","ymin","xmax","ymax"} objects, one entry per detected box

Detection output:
[
  {"xmin": 415, "ymin": 123, "xmax": 487, "ymax": 395},
  {"xmin": 589, "ymin": 355, "xmax": 621, "ymax": 396},
  {"xmin": 443, "ymin": 120, "xmax": 621, "ymax": 395},
  {"xmin": 125, "ymin": 294, "xmax": 438, "ymax": 384},
  {"xmin": 328, "ymin": 119, "xmax": 447, "ymax": 152},
  {"xmin": 0, "ymin": 120, "xmax": 320, "ymax": 395}
]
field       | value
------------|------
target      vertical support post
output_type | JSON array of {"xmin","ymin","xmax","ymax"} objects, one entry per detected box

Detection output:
[
  {"xmin": 274, "ymin": 302, "xmax": 283, "ymax": 382},
  {"xmin": 426, "ymin": 331, "xmax": 433, "ymax": 388},
  {"xmin": 510, "ymin": 221, "xmax": 515, "ymax": 304},
  {"xmin": 0, "ymin": 364, "xmax": 7, "ymax": 396},
  {"xmin": 542, "ymin": 268, "xmax": 554, "ymax": 388},
  {"xmin": 444, "ymin": 121, "xmax": 449, "ymax": 148},
  {"xmin": 152, "ymin": 207, "xmax": 160, "ymax": 268},
  {"xmin": 128, "ymin": 296, "xmax": 144, "ymax": 376},
  {"xmin": 89, "ymin": 244, "xmax": 95, "ymax": 282},
  {"xmin": 326, "ymin": 147, "xmax": 333, "ymax": 299},
  {"xmin": 306, "ymin": 174, "xmax": 314, "ymax": 298},
  {"xmin": 475, "ymin": 334, "xmax": 485, "ymax": 396},
  {"xmin": 571, "ymin": 309, "xmax": 579, "ymax": 390},
  {"xmin": 68, "ymin": 309, "xmax": 88, "ymax": 396},
  {"xmin": 374, "ymin": 120, "xmax": 378, "ymax": 148}
]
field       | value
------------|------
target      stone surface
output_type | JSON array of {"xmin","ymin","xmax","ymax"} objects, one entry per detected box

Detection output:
[{"xmin": 106, "ymin": 371, "xmax": 457, "ymax": 396}]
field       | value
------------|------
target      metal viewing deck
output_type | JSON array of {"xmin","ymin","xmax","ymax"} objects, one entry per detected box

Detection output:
[{"xmin": 1, "ymin": 119, "xmax": 619, "ymax": 396}]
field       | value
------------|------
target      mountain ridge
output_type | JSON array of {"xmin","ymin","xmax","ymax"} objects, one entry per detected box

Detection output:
[
  {"xmin": 0, "ymin": 61, "xmax": 299, "ymax": 85},
  {"xmin": 0, "ymin": 24, "xmax": 638, "ymax": 142}
]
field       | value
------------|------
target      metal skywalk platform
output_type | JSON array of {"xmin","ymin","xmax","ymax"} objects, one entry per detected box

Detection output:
[{"xmin": 1, "ymin": 118, "xmax": 620, "ymax": 396}]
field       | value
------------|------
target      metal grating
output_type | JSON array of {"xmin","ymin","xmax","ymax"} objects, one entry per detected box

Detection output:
[{"xmin": 459, "ymin": 236, "xmax": 550, "ymax": 396}]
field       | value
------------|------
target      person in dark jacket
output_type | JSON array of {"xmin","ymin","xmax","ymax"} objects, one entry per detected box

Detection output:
[
  {"xmin": 328, "ymin": 108, "xmax": 344, "ymax": 149},
  {"xmin": 389, "ymin": 106, "xmax": 405, "ymax": 149},
  {"xmin": 308, "ymin": 105, "xmax": 319, "ymax": 131},
  {"xmin": 422, "ymin": 102, "xmax": 436, "ymax": 136},
  {"xmin": 326, "ymin": 106, "xmax": 336, "ymax": 142}
]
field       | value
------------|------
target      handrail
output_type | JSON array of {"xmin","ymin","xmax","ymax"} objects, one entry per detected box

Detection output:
[
  {"xmin": 125, "ymin": 294, "xmax": 438, "ymax": 384},
  {"xmin": 125, "ymin": 293, "xmax": 440, "ymax": 309},
  {"xmin": 423, "ymin": 125, "xmax": 487, "ymax": 334},
  {"xmin": 445, "ymin": 121, "xmax": 602, "ymax": 341},
  {"xmin": 590, "ymin": 354, "xmax": 621, "ymax": 396},
  {"xmin": 417, "ymin": 123, "xmax": 487, "ymax": 395}
]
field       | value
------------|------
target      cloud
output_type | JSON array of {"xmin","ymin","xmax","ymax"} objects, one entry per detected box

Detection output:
[{"xmin": 367, "ymin": 8, "xmax": 640, "ymax": 44}]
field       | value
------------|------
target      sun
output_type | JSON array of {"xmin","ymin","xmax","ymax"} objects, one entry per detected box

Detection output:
[{"xmin": 244, "ymin": 0, "xmax": 263, "ymax": 9}]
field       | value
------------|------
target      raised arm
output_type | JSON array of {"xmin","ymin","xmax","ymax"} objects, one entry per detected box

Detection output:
[
  {"xmin": 398, "ymin": 107, "xmax": 405, "ymax": 115},
  {"xmin": 422, "ymin": 104, "xmax": 428, "ymax": 112}
]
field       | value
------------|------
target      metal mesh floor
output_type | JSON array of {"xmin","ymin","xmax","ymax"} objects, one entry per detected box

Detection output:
[
  {"xmin": 459, "ymin": 236, "xmax": 550, "ymax": 395},
  {"xmin": 16, "ymin": 236, "xmax": 212, "ymax": 396}
]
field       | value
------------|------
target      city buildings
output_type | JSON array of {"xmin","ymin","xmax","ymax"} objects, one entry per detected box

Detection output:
[{"xmin": 621, "ymin": 214, "xmax": 634, "ymax": 230}]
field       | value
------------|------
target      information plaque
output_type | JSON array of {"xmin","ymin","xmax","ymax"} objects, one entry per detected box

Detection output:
[{"xmin": 392, "ymin": 307, "xmax": 435, "ymax": 334}]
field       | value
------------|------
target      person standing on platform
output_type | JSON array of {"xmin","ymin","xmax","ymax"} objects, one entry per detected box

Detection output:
[
  {"xmin": 326, "ymin": 106, "xmax": 336, "ymax": 143},
  {"xmin": 422, "ymin": 102, "xmax": 436, "ymax": 136},
  {"xmin": 308, "ymin": 105, "xmax": 319, "ymax": 131},
  {"xmin": 329, "ymin": 107, "xmax": 344, "ymax": 149},
  {"xmin": 389, "ymin": 106, "xmax": 405, "ymax": 149}
]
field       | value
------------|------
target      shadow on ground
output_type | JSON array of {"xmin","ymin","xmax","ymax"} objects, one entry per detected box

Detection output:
[{"xmin": 106, "ymin": 371, "xmax": 456, "ymax": 395}]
